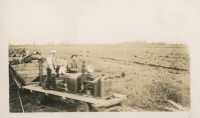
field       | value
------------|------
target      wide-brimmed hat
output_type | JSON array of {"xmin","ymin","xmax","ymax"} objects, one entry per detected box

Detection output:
[{"xmin": 71, "ymin": 54, "xmax": 77, "ymax": 58}]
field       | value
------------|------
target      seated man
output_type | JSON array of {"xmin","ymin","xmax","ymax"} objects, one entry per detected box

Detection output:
[{"xmin": 67, "ymin": 54, "xmax": 79, "ymax": 73}]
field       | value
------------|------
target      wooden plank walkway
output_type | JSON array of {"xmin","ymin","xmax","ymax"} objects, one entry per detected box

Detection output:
[{"xmin": 22, "ymin": 86, "xmax": 106, "ymax": 104}]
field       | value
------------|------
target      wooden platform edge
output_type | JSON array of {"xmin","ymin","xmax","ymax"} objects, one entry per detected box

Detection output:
[{"xmin": 22, "ymin": 85, "xmax": 105, "ymax": 104}]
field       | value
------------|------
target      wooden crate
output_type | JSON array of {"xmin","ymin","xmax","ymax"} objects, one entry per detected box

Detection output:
[
  {"xmin": 85, "ymin": 79, "xmax": 100, "ymax": 97},
  {"xmin": 11, "ymin": 63, "xmax": 40, "ymax": 83},
  {"xmin": 11, "ymin": 61, "xmax": 64, "ymax": 84},
  {"xmin": 100, "ymin": 79, "xmax": 113, "ymax": 99}
]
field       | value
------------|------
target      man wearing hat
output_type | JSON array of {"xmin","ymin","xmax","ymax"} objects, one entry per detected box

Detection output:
[
  {"xmin": 43, "ymin": 50, "xmax": 58, "ymax": 90},
  {"xmin": 67, "ymin": 54, "xmax": 78, "ymax": 73}
]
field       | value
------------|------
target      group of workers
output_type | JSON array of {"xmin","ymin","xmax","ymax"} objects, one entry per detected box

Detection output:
[{"xmin": 43, "ymin": 50, "xmax": 78, "ymax": 90}]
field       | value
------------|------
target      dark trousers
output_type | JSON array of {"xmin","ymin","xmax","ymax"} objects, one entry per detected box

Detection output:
[{"xmin": 44, "ymin": 68, "xmax": 57, "ymax": 89}]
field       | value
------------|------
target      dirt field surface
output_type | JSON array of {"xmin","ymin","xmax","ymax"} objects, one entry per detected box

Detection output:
[{"xmin": 9, "ymin": 44, "xmax": 190, "ymax": 112}]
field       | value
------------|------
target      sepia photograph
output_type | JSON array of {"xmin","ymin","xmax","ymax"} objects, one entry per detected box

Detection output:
[{"xmin": 1, "ymin": 0, "xmax": 200, "ymax": 117}]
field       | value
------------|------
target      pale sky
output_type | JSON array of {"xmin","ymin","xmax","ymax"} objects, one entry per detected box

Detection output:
[{"xmin": 1, "ymin": 0, "xmax": 200, "ymax": 44}]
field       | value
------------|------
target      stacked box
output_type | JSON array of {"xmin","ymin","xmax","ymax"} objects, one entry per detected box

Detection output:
[
  {"xmin": 11, "ymin": 63, "xmax": 40, "ymax": 83},
  {"xmin": 84, "ymin": 79, "xmax": 100, "ymax": 97},
  {"xmin": 100, "ymin": 79, "xmax": 113, "ymax": 99},
  {"xmin": 11, "ymin": 61, "xmax": 63, "ymax": 84}
]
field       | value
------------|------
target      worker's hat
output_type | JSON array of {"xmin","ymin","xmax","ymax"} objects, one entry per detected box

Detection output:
[
  {"xmin": 50, "ymin": 50, "xmax": 56, "ymax": 54},
  {"xmin": 71, "ymin": 54, "xmax": 77, "ymax": 58}
]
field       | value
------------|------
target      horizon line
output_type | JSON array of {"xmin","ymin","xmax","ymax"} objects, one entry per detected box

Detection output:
[{"xmin": 8, "ymin": 41, "xmax": 188, "ymax": 45}]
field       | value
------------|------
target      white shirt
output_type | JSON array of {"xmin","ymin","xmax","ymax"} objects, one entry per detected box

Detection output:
[
  {"xmin": 59, "ymin": 66, "xmax": 67, "ymax": 74},
  {"xmin": 46, "ymin": 55, "xmax": 56, "ymax": 72}
]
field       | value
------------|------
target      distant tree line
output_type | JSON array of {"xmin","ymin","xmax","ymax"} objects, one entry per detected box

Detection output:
[
  {"xmin": 117, "ymin": 40, "xmax": 187, "ymax": 47},
  {"xmin": 9, "ymin": 40, "xmax": 187, "ymax": 47}
]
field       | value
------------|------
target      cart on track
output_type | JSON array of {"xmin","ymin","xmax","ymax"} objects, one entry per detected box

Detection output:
[{"xmin": 9, "ymin": 60, "xmax": 127, "ymax": 112}]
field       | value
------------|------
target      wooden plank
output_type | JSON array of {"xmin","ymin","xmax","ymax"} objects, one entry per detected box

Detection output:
[
  {"xmin": 11, "ymin": 67, "xmax": 23, "ymax": 71},
  {"xmin": 22, "ymin": 86, "xmax": 105, "ymax": 104},
  {"xmin": 11, "ymin": 63, "xmax": 39, "ymax": 67},
  {"xmin": 24, "ymin": 66, "xmax": 39, "ymax": 70},
  {"xmin": 92, "ymin": 95, "xmax": 127, "ymax": 107},
  {"xmin": 11, "ymin": 65, "xmax": 18, "ymax": 67},
  {"xmin": 34, "ymin": 69, "xmax": 47, "ymax": 73},
  {"xmin": 12, "ymin": 66, "xmax": 39, "ymax": 71},
  {"xmin": 34, "ymin": 67, "xmax": 40, "ymax": 70},
  {"xmin": 42, "ymin": 63, "xmax": 48, "ymax": 67},
  {"xmin": 11, "ymin": 64, "xmax": 26, "ymax": 67},
  {"xmin": 26, "ymin": 63, "xmax": 39, "ymax": 67},
  {"xmin": 27, "ymin": 73, "xmax": 39, "ymax": 78},
  {"xmin": 18, "ymin": 64, "xmax": 27, "ymax": 67},
  {"xmin": 20, "ymin": 63, "xmax": 38, "ymax": 67},
  {"xmin": 168, "ymin": 100, "xmax": 188, "ymax": 111},
  {"xmin": 16, "ymin": 70, "xmax": 39, "ymax": 75},
  {"xmin": 163, "ymin": 107, "xmax": 181, "ymax": 112}
]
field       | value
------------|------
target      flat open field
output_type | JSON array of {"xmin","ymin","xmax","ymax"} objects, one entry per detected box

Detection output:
[{"xmin": 9, "ymin": 44, "xmax": 190, "ymax": 112}]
